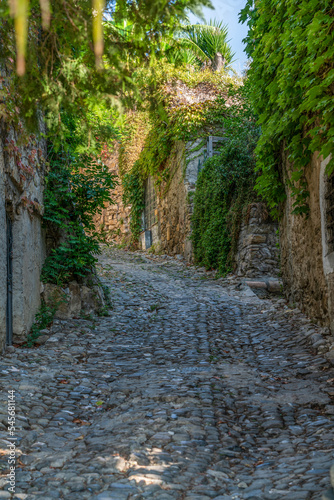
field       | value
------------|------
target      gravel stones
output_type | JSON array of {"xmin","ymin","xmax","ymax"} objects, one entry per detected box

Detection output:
[{"xmin": 0, "ymin": 247, "xmax": 334, "ymax": 499}]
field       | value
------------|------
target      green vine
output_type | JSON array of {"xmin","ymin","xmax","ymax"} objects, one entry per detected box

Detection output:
[
  {"xmin": 240, "ymin": 0, "xmax": 334, "ymax": 216},
  {"xmin": 121, "ymin": 66, "xmax": 243, "ymax": 245},
  {"xmin": 191, "ymin": 93, "xmax": 259, "ymax": 273},
  {"xmin": 42, "ymin": 147, "xmax": 117, "ymax": 285},
  {"xmin": 25, "ymin": 300, "xmax": 58, "ymax": 347}
]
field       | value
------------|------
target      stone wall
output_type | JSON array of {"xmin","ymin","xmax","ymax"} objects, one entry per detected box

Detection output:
[
  {"xmin": 139, "ymin": 138, "xmax": 207, "ymax": 260},
  {"xmin": 94, "ymin": 144, "xmax": 131, "ymax": 245},
  {"xmin": 236, "ymin": 203, "xmax": 279, "ymax": 278},
  {"xmin": 158, "ymin": 142, "xmax": 192, "ymax": 258},
  {"xmin": 94, "ymin": 112, "xmax": 151, "ymax": 246},
  {"xmin": 131, "ymin": 137, "xmax": 281, "ymax": 281},
  {"xmin": 0, "ymin": 124, "xmax": 46, "ymax": 348},
  {"xmin": 279, "ymin": 151, "xmax": 330, "ymax": 325},
  {"xmin": 42, "ymin": 278, "xmax": 105, "ymax": 320},
  {"xmin": 0, "ymin": 140, "xmax": 7, "ymax": 352}
]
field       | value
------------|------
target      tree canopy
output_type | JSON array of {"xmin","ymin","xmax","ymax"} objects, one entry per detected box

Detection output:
[{"xmin": 0, "ymin": 0, "xmax": 213, "ymax": 140}]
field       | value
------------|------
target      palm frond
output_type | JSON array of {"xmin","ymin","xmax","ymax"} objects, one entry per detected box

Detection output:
[
  {"xmin": 176, "ymin": 19, "xmax": 235, "ymax": 67},
  {"xmin": 176, "ymin": 38, "xmax": 210, "ymax": 63}
]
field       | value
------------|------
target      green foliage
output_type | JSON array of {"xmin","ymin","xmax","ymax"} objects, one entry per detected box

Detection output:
[
  {"xmin": 42, "ymin": 151, "xmax": 117, "ymax": 285},
  {"xmin": 175, "ymin": 19, "xmax": 235, "ymax": 68},
  {"xmin": 25, "ymin": 301, "xmax": 58, "ymax": 347},
  {"xmin": 0, "ymin": 0, "xmax": 213, "ymax": 140},
  {"xmin": 122, "ymin": 65, "xmax": 243, "ymax": 245},
  {"xmin": 135, "ymin": 60, "xmax": 240, "ymax": 102},
  {"xmin": 192, "ymin": 88, "xmax": 260, "ymax": 273},
  {"xmin": 240, "ymin": 0, "xmax": 334, "ymax": 216}
]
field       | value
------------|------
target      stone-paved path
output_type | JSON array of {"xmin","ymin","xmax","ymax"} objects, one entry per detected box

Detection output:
[{"xmin": 1, "ymin": 248, "xmax": 334, "ymax": 500}]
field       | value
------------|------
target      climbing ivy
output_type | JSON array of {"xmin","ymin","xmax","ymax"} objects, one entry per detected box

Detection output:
[
  {"xmin": 42, "ymin": 148, "xmax": 116, "ymax": 285},
  {"xmin": 191, "ymin": 86, "xmax": 260, "ymax": 273},
  {"xmin": 240, "ymin": 0, "xmax": 334, "ymax": 216},
  {"xmin": 121, "ymin": 64, "xmax": 243, "ymax": 244}
]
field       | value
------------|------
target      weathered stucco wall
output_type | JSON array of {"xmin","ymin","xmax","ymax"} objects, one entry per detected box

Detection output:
[
  {"xmin": 0, "ymin": 125, "xmax": 46, "ymax": 346},
  {"xmin": 12, "ymin": 212, "xmax": 45, "ymax": 338},
  {"xmin": 279, "ymin": 152, "xmax": 329, "ymax": 325}
]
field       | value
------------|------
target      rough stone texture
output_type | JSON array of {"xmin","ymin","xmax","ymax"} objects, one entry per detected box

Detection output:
[
  {"xmin": 0, "ymin": 246, "xmax": 334, "ymax": 499},
  {"xmin": 42, "ymin": 280, "xmax": 105, "ymax": 319},
  {"xmin": 236, "ymin": 202, "xmax": 279, "ymax": 278},
  {"xmin": 0, "ymin": 139, "xmax": 6, "ymax": 352},
  {"xmin": 0, "ymin": 124, "xmax": 46, "ymax": 348},
  {"xmin": 163, "ymin": 79, "xmax": 236, "ymax": 109},
  {"xmin": 157, "ymin": 140, "xmax": 201, "ymax": 259},
  {"xmin": 139, "ymin": 138, "xmax": 207, "ymax": 261},
  {"xmin": 280, "ymin": 151, "xmax": 330, "ymax": 325},
  {"xmin": 94, "ymin": 144, "xmax": 131, "ymax": 245}
]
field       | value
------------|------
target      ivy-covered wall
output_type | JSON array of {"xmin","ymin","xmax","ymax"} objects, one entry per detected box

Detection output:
[
  {"xmin": 240, "ymin": 0, "xmax": 334, "ymax": 326},
  {"xmin": 96, "ymin": 69, "xmax": 280, "ymax": 278},
  {"xmin": 240, "ymin": 0, "xmax": 334, "ymax": 216}
]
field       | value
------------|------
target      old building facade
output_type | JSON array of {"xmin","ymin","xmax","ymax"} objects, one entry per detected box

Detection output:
[
  {"xmin": 0, "ymin": 125, "xmax": 46, "ymax": 351},
  {"xmin": 280, "ymin": 153, "xmax": 334, "ymax": 328}
]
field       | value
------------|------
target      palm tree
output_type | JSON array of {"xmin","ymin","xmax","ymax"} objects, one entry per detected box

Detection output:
[{"xmin": 175, "ymin": 19, "xmax": 235, "ymax": 71}]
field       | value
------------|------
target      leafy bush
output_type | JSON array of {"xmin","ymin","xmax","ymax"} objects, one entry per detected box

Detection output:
[
  {"xmin": 192, "ymin": 87, "xmax": 260, "ymax": 273},
  {"xmin": 42, "ymin": 151, "xmax": 117, "ymax": 285},
  {"xmin": 240, "ymin": 0, "xmax": 334, "ymax": 215},
  {"xmin": 192, "ymin": 143, "xmax": 257, "ymax": 274}
]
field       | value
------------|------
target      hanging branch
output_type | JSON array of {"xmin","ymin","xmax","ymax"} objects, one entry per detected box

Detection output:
[
  {"xmin": 10, "ymin": 0, "xmax": 29, "ymax": 75},
  {"xmin": 92, "ymin": 0, "xmax": 105, "ymax": 69}
]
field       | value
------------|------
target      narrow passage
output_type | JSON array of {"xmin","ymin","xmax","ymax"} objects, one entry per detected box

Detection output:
[{"xmin": 1, "ymin": 247, "xmax": 334, "ymax": 500}]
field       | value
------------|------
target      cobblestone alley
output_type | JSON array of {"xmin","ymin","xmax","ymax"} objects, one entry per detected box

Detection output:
[{"xmin": 1, "ymin": 248, "xmax": 334, "ymax": 500}]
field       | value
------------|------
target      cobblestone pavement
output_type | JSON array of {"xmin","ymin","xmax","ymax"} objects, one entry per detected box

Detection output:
[{"xmin": 1, "ymin": 247, "xmax": 334, "ymax": 500}]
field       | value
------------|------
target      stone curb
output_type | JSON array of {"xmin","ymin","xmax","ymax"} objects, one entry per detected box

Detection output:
[{"xmin": 245, "ymin": 279, "xmax": 282, "ymax": 293}]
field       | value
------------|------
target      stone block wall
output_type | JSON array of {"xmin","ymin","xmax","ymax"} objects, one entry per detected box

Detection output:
[
  {"xmin": 236, "ymin": 203, "xmax": 279, "ymax": 278},
  {"xmin": 139, "ymin": 138, "xmax": 207, "ymax": 260},
  {"xmin": 42, "ymin": 279, "xmax": 105, "ymax": 320},
  {"xmin": 279, "ymin": 151, "xmax": 330, "ymax": 325},
  {"xmin": 94, "ymin": 144, "xmax": 131, "ymax": 245}
]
